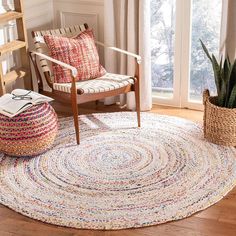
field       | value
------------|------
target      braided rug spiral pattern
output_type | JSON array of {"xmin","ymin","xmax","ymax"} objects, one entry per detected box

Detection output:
[{"xmin": 0, "ymin": 112, "xmax": 235, "ymax": 229}]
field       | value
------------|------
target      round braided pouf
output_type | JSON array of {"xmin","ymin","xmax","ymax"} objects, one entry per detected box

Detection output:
[{"xmin": 0, "ymin": 103, "xmax": 58, "ymax": 157}]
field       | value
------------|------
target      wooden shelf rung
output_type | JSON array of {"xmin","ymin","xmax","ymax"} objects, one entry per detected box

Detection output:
[
  {"xmin": 3, "ymin": 68, "xmax": 28, "ymax": 85},
  {"xmin": 0, "ymin": 11, "xmax": 23, "ymax": 23},
  {"xmin": 0, "ymin": 40, "xmax": 26, "ymax": 56}
]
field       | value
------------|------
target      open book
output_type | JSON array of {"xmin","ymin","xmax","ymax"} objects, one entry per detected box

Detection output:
[{"xmin": 0, "ymin": 89, "xmax": 53, "ymax": 118}]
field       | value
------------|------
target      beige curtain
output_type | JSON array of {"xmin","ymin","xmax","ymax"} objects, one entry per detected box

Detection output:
[
  {"xmin": 220, "ymin": 0, "xmax": 236, "ymax": 61},
  {"xmin": 103, "ymin": 0, "xmax": 152, "ymax": 111}
]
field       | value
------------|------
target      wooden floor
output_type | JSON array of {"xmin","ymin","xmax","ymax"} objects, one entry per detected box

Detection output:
[{"xmin": 0, "ymin": 102, "xmax": 236, "ymax": 236}]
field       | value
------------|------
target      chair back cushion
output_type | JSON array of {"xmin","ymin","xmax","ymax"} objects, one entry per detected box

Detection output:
[{"xmin": 43, "ymin": 29, "xmax": 106, "ymax": 83}]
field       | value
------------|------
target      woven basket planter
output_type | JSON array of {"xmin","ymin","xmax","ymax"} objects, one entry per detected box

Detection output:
[
  {"xmin": 203, "ymin": 89, "xmax": 236, "ymax": 146},
  {"xmin": 0, "ymin": 103, "xmax": 58, "ymax": 157}
]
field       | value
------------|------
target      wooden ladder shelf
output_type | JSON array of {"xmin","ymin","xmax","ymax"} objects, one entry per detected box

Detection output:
[{"xmin": 0, "ymin": 0, "xmax": 32, "ymax": 95}]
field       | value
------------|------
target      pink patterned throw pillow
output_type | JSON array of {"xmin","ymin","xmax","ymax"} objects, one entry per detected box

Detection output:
[{"xmin": 44, "ymin": 29, "xmax": 106, "ymax": 83}]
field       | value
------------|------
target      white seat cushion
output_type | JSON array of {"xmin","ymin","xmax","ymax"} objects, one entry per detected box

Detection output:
[{"xmin": 53, "ymin": 73, "xmax": 135, "ymax": 94}]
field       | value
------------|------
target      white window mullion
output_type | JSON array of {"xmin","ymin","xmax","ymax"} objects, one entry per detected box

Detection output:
[
  {"xmin": 180, "ymin": 0, "xmax": 204, "ymax": 110},
  {"xmin": 152, "ymin": 0, "xmax": 181, "ymax": 107}
]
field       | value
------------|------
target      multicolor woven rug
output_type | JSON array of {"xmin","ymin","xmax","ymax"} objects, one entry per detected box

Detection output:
[{"xmin": 0, "ymin": 112, "xmax": 236, "ymax": 230}]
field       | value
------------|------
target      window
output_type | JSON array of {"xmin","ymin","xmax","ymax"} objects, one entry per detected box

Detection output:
[
  {"xmin": 151, "ymin": 0, "xmax": 222, "ymax": 109},
  {"xmin": 189, "ymin": 0, "xmax": 222, "ymax": 102},
  {"xmin": 151, "ymin": 0, "xmax": 176, "ymax": 99}
]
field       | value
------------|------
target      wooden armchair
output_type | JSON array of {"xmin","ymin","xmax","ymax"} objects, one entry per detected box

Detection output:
[{"xmin": 29, "ymin": 23, "xmax": 141, "ymax": 144}]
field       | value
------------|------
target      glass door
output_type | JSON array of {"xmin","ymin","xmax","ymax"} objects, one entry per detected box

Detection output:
[
  {"xmin": 151, "ymin": 0, "xmax": 181, "ymax": 107},
  {"xmin": 181, "ymin": 0, "xmax": 222, "ymax": 110},
  {"xmin": 151, "ymin": 0, "xmax": 223, "ymax": 110}
]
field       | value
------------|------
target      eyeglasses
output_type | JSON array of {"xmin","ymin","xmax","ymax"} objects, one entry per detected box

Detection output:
[{"xmin": 12, "ymin": 90, "xmax": 32, "ymax": 100}]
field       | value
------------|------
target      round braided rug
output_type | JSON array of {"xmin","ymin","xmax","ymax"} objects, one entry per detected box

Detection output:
[{"xmin": 0, "ymin": 112, "xmax": 236, "ymax": 230}]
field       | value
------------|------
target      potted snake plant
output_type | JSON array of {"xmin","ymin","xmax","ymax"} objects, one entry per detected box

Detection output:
[{"xmin": 200, "ymin": 40, "xmax": 236, "ymax": 146}]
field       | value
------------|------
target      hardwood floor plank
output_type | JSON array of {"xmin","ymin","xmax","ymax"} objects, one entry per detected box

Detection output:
[
  {"xmin": 0, "ymin": 219, "xmax": 76, "ymax": 236},
  {"xmin": 171, "ymin": 216, "xmax": 236, "ymax": 235},
  {"xmin": 0, "ymin": 231, "xmax": 17, "ymax": 236},
  {"xmin": 194, "ymin": 207, "xmax": 221, "ymax": 221}
]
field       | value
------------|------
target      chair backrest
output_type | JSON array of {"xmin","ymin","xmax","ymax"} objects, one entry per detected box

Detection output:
[{"xmin": 32, "ymin": 23, "xmax": 88, "ymax": 89}]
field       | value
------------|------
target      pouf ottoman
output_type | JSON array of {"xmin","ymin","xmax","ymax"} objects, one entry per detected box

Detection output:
[{"xmin": 0, "ymin": 103, "xmax": 58, "ymax": 157}]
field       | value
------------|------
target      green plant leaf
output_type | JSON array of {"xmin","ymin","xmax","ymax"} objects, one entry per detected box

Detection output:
[
  {"xmin": 200, "ymin": 40, "xmax": 212, "ymax": 62},
  {"xmin": 219, "ymin": 79, "xmax": 227, "ymax": 107},
  {"xmin": 224, "ymin": 57, "xmax": 231, "ymax": 82},
  {"xmin": 223, "ymin": 57, "xmax": 231, "ymax": 106},
  {"xmin": 226, "ymin": 59, "xmax": 236, "ymax": 107},
  {"xmin": 227, "ymin": 55, "xmax": 231, "ymax": 67},
  {"xmin": 230, "ymin": 59, "xmax": 236, "ymax": 86},
  {"xmin": 200, "ymin": 41, "xmax": 236, "ymax": 108},
  {"xmin": 227, "ymin": 83, "xmax": 236, "ymax": 108},
  {"xmin": 212, "ymin": 54, "xmax": 222, "ymax": 103},
  {"xmin": 219, "ymin": 56, "xmax": 223, "ymax": 70}
]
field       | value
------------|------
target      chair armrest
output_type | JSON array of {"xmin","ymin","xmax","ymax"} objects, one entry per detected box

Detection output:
[
  {"xmin": 30, "ymin": 51, "xmax": 78, "ymax": 77},
  {"xmin": 95, "ymin": 41, "xmax": 142, "ymax": 64}
]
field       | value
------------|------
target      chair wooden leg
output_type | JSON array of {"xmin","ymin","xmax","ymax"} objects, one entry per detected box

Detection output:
[
  {"xmin": 134, "ymin": 80, "xmax": 141, "ymax": 127},
  {"xmin": 71, "ymin": 93, "xmax": 80, "ymax": 144}
]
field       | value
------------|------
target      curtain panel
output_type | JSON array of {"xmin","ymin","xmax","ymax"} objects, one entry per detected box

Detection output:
[
  {"xmin": 220, "ymin": 0, "xmax": 236, "ymax": 61},
  {"xmin": 104, "ymin": 0, "xmax": 152, "ymax": 111}
]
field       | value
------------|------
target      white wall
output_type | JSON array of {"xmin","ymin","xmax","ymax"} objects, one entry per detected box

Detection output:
[
  {"xmin": 24, "ymin": 0, "xmax": 54, "ymax": 91},
  {"xmin": 53, "ymin": 0, "xmax": 105, "ymax": 62},
  {"xmin": 24, "ymin": 0, "xmax": 54, "ymax": 50}
]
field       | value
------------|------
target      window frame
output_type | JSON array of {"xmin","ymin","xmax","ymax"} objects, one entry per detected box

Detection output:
[{"xmin": 151, "ymin": 0, "xmax": 222, "ymax": 111}]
